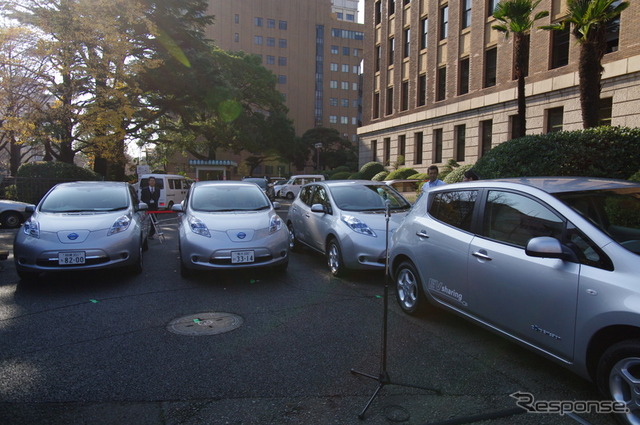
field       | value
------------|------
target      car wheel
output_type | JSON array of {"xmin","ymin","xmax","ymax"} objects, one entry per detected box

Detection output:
[
  {"xmin": 287, "ymin": 223, "xmax": 300, "ymax": 252},
  {"xmin": 179, "ymin": 249, "xmax": 193, "ymax": 278},
  {"xmin": 286, "ymin": 192, "xmax": 294, "ymax": 200},
  {"xmin": 326, "ymin": 238, "xmax": 345, "ymax": 277},
  {"xmin": 130, "ymin": 242, "xmax": 143, "ymax": 274},
  {"xmin": 395, "ymin": 260, "xmax": 427, "ymax": 315},
  {"xmin": 596, "ymin": 339, "xmax": 640, "ymax": 425},
  {"xmin": 1, "ymin": 211, "xmax": 22, "ymax": 229}
]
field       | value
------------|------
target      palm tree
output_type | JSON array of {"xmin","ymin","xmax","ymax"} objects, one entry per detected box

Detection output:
[
  {"xmin": 543, "ymin": 0, "xmax": 629, "ymax": 128},
  {"xmin": 493, "ymin": 0, "xmax": 549, "ymax": 138}
]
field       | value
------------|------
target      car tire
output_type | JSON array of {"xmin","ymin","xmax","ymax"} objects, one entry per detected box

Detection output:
[
  {"xmin": 1, "ymin": 211, "xmax": 22, "ymax": 229},
  {"xmin": 394, "ymin": 260, "xmax": 427, "ymax": 315},
  {"xmin": 130, "ymin": 242, "xmax": 143, "ymax": 274},
  {"xmin": 179, "ymin": 249, "xmax": 193, "ymax": 278},
  {"xmin": 596, "ymin": 339, "xmax": 640, "ymax": 425},
  {"xmin": 326, "ymin": 238, "xmax": 345, "ymax": 277},
  {"xmin": 286, "ymin": 192, "xmax": 294, "ymax": 200},
  {"xmin": 287, "ymin": 223, "xmax": 301, "ymax": 252}
]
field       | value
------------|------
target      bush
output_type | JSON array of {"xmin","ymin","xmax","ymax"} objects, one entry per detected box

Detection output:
[
  {"xmin": 372, "ymin": 171, "xmax": 389, "ymax": 181},
  {"xmin": 328, "ymin": 165, "xmax": 352, "ymax": 176},
  {"xmin": 348, "ymin": 172, "xmax": 364, "ymax": 179},
  {"xmin": 444, "ymin": 164, "xmax": 475, "ymax": 184},
  {"xmin": 629, "ymin": 171, "xmax": 640, "ymax": 182},
  {"xmin": 385, "ymin": 167, "xmax": 418, "ymax": 180},
  {"xmin": 329, "ymin": 171, "xmax": 352, "ymax": 180},
  {"xmin": 16, "ymin": 161, "xmax": 102, "ymax": 204},
  {"xmin": 359, "ymin": 162, "xmax": 385, "ymax": 179},
  {"xmin": 474, "ymin": 127, "xmax": 640, "ymax": 180},
  {"xmin": 408, "ymin": 173, "xmax": 429, "ymax": 180}
]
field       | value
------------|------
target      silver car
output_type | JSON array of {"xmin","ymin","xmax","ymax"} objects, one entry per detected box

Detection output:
[
  {"xmin": 0, "ymin": 199, "xmax": 33, "ymax": 228},
  {"xmin": 287, "ymin": 180, "xmax": 411, "ymax": 276},
  {"xmin": 389, "ymin": 177, "xmax": 640, "ymax": 425},
  {"xmin": 14, "ymin": 181, "xmax": 150, "ymax": 280},
  {"xmin": 173, "ymin": 181, "xmax": 289, "ymax": 277}
]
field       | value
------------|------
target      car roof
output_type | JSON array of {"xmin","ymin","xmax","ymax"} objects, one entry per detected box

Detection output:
[
  {"xmin": 193, "ymin": 180, "xmax": 259, "ymax": 188},
  {"xmin": 442, "ymin": 177, "xmax": 640, "ymax": 194},
  {"xmin": 315, "ymin": 180, "xmax": 388, "ymax": 187},
  {"xmin": 55, "ymin": 181, "xmax": 127, "ymax": 188}
]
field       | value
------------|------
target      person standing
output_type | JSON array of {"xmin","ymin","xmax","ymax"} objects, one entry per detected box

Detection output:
[
  {"xmin": 425, "ymin": 165, "xmax": 445, "ymax": 189},
  {"xmin": 141, "ymin": 176, "xmax": 161, "ymax": 238}
]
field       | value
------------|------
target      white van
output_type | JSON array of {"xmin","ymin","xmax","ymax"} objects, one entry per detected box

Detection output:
[
  {"xmin": 137, "ymin": 174, "xmax": 192, "ymax": 210},
  {"xmin": 279, "ymin": 174, "xmax": 325, "ymax": 200}
]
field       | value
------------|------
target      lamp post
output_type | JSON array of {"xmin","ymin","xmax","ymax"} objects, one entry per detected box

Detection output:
[{"xmin": 314, "ymin": 143, "xmax": 322, "ymax": 170}]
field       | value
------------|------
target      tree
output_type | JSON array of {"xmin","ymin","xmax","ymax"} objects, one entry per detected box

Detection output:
[
  {"xmin": 300, "ymin": 127, "xmax": 357, "ymax": 171},
  {"xmin": 542, "ymin": 0, "xmax": 629, "ymax": 128},
  {"xmin": 493, "ymin": 0, "xmax": 548, "ymax": 138}
]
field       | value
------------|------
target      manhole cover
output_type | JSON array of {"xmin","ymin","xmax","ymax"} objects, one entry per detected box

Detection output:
[{"xmin": 167, "ymin": 312, "xmax": 244, "ymax": 336}]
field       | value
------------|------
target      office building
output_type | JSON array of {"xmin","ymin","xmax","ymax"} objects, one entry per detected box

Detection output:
[{"xmin": 357, "ymin": 0, "xmax": 640, "ymax": 171}]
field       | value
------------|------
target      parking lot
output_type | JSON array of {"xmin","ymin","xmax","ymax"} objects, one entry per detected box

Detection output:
[{"xmin": 0, "ymin": 218, "xmax": 617, "ymax": 424}]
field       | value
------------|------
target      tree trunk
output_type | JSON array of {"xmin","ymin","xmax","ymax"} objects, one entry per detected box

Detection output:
[{"xmin": 514, "ymin": 34, "xmax": 527, "ymax": 138}]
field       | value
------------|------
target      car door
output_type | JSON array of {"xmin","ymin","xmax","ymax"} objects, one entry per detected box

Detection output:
[
  {"xmin": 305, "ymin": 185, "xmax": 333, "ymax": 252},
  {"xmin": 467, "ymin": 189, "xmax": 579, "ymax": 360},
  {"xmin": 415, "ymin": 189, "xmax": 479, "ymax": 310},
  {"xmin": 290, "ymin": 185, "xmax": 315, "ymax": 245}
]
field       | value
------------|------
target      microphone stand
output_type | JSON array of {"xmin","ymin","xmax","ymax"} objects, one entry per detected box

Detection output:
[{"xmin": 350, "ymin": 200, "xmax": 439, "ymax": 419}]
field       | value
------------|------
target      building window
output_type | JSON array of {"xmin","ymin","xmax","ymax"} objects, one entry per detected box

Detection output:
[
  {"xmin": 341, "ymin": 116, "xmax": 349, "ymax": 124},
  {"xmin": 375, "ymin": 45, "xmax": 382, "ymax": 72},
  {"xmin": 375, "ymin": 1, "xmax": 382, "ymax": 25},
  {"xmin": 480, "ymin": 119, "xmax": 493, "ymax": 157},
  {"xmin": 455, "ymin": 124, "xmax": 466, "ymax": 161},
  {"xmin": 279, "ymin": 20, "xmax": 288, "ymax": 30},
  {"xmin": 373, "ymin": 92, "xmax": 380, "ymax": 119},
  {"xmin": 278, "ymin": 75, "xmax": 287, "ymax": 84},
  {"xmin": 386, "ymin": 87, "xmax": 394, "ymax": 115},
  {"xmin": 509, "ymin": 114, "xmax": 521, "ymax": 139},
  {"xmin": 354, "ymin": 48, "xmax": 362, "ymax": 57},
  {"xmin": 255, "ymin": 17, "xmax": 263, "ymax": 27},
  {"xmin": 484, "ymin": 47, "xmax": 497, "ymax": 87},
  {"xmin": 401, "ymin": 81, "xmax": 409, "ymax": 111},
  {"xmin": 606, "ymin": 12, "xmax": 621, "ymax": 53},
  {"xmin": 352, "ymin": 82, "xmax": 358, "ymax": 91},
  {"xmin": 403, "ymin": 28, "xmax": 411, "ymax": 58},
  {"xmin": 599, "ymin": 97, "xmax": 613, "ymax": 126},
  {"xmin": 337, "ymin": 12, "xmax": 344, "ymax": 20},
  {"xmin": 353, "ymin": 65, "xmax": 360, "ymax": 73},
  {"xmin": 267, "ymin": 19, "xmax": 275, "ymax": 28},
  {"xmin": 388, "ymin": 37, "xmax": 395, "ymax": 65},
  {"xmin": 488, "ymin": 0, "xmax": 499, "ymax": 17},
  {"xmin": 234, "ymin": 33, "xmax": 239, "ymax": 42},
  {"xmin": 439, "ymin": 5, "xmax": 448, "ymax": 40},
  {"xmin": 341, "ymin": 81, "xmax": 349, "ymax": 90},
  {"xmin": 279, "ymin": 39, "xmax": 288, "ymax": 48},
  {"xmin": 399, "ymin": 135, "xmax": 406, "ymax": 158},
  {"xmin": 546, "ymin": 107, "xmax": 563, "ymax": 133},
  {"xmin": 550, "ymin": 26, "xmax": 569, "ymax": 69},
  {"xmin": 341, "ymin": 98, "xmax": 349, "ymax": 107},
  {"xmin": 461, "ymin": 0, "xmax": 472, "ymax": 29},
  {"xmin": 330, "ymin": 63, "xmax": 338, "ymax": 71},
  {"xmin": 372, "ymin": 140, "xmax": 378, "ymax": 161},
  {"xmin": 384, "ymin": 138, "xmax": 391, "ymax": 165},
  {"xmin": 331, "ymin": 45, "xmax": 339, "ymax": 54},
  {"xmin": 420, "ymin": 17, "xmax": 428, "ymax": 49},
  {"xmin": 459, "ymin": 57, "xmax": 469, "ymax": 95},
  {"xmin": 330, "ymin": 115, "xmax": 338, "ymax": 123},
  {"xmin": 389, "ymin": 0, "xmax": 396, "ymax": 16},
  {"xmin": 417, "ymin": 74, "xmax": 426, "ymax": 106},
  {"xmin": 414, "ymin": 132, "xmax": 423, "ymax": 164},
  {"xmin": 254, "ymin": 36, "xmax": 263, "ymax": 45},
  {"xmin": 330, "ymin": 80, "xmax": 338, "ymax": 88},
  {"xmin": 278, "ymin": 57, "xmax": 287, "ymax": 66},
  {"xmin": 266, "ymin": 55, "xmax": 275, "ymax": 65},
  {"xmin": 346, "ymin": 13, "xmax": 355, "ymax": 21},
  {"xmin": 343, "ymin": 47, "xmax": 350, "ymax": 56},
  {"xmin": 436, "ymin": 66, "xmax": 446, "ymax": 101},
  {"xmin": 342, "ymin": 64, "xmax": 349, "ymax": 72},
  {"xmin": 433, "ymin": 129, "xmax": 443, "ymax": 163},
  {"xmin": 234, "ymin": 14, "xmax": 240, "ymax": 24},
  {"xmin": 267, "ymin": 37, "xmax": 276, "ymax": 47},
  {"xmin": 330, "ymin": 97, "xmax": 338, "ymax": 106}
]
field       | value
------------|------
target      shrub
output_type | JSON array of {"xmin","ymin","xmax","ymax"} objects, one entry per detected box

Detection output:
[
  {"xmin": 372, "ymin": 171, "xmax": 389, "ymax": 181},
  {"xmin": 444, "ymin": 164, "xmax": 475, "ymax": 184},
  {"xmin": 474, "ymin": 127, "xmax": 640, "ymax": 180},
  {"xmin": 328, "ymin": 166, "xmax": 352, "ymax": 177},
  {"xmin": 385, "ymin": 167, "xmax": 418, "ymax": 180},
  {"xmin": 359, "ymin": 162, "xmax": 385, "ymax": 179},
  {"xmin": 408, "ymin": 173, "xmax": 429, "ymax": 180},
  {"xmin": 329, "ymin": 171, "xmax": 352, "ymax": 180},
  {"xmin": 16, "ymin": 161, "xmax": 102, "ymax": 204},
  {"xmin": 348, "ymin": 172, "xmax": 364, "ymax": 179},
  {"xmin": 629, "ymin": 171, "xmax": 640, "ymax": 182}
]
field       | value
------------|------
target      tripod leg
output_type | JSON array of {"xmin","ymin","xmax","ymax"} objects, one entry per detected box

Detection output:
[{"xmin": 358, "ymin": 382, "xmax": 385, "ymax": 420}]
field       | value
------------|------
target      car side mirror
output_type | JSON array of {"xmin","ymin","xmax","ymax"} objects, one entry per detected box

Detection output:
[
  {"xmin": 172, "ymin": 203, "xmax": 184, "ymax": 212},
  {"xmin": 311, "ymin": 203, "xmax": 326, "ymax": 214},
  {"xmin": 25, "ymin": 204, "xmax": 36, "ymax": 213},
  {"xmin": 272, "ymin": 201, "xmax": 281, "ymax": 209},
  {"xmin": 138, "ymin": 202, "xmax": 149, "ymax": 211},
  {"xmin": 525, "ymin": 236, "xmax": 578, "ymax": 262}
]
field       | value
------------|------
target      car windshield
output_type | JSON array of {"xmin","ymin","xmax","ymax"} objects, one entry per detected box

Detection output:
[
  {"xmin": 191, "ymin": 185, "xmax": 270, "ymax": 212},
  {"xmin": 330, "ymin": 184, "xmax": 411, "ymax": 212},
  {"xmin": 40, "ymin": 185, "xmax": 129, "ymax": 213},
  {"xmin": 242, "ymin": 178, "xmax": 267, "ymax": 189},
  {"xmin": 555, "ymin": 188, "xmax": 640, "ymax": 255}
]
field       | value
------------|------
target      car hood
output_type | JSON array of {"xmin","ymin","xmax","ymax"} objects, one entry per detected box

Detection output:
[
  {"xmin": 342, "ymin": 210, "xmax": 408, "ymax": 232},
  {"xmin": 193, "ymin": 210, "xmax": 278, "ymax": 241},
  {"xmin": 0, "ymin": 200, "xmax": 30, "ymax": 210},
  {"xmin": 30, "ymin": 210, "xmax": 133, "ymax": 244}
]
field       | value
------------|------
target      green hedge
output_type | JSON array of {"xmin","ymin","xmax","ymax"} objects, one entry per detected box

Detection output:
[
  {"xmin": 359, "ymin": 162, "xmax": 385, "ymax": 180},
  {"xmin": 474, "ymin": 127, "xmax": 640, "ymax": 180},
  {"xmin": 385, "ymin": 167, "xmax": 418, "ymax": 180},
  {"xmin": 329, "ymin": 171, "xmax": 352, "ymax": 180},
  {"xmin": 372, "ymin": 171, "xmax": 389, "ymax": 181},
  {"xmin": 16, "ymin": 161, "xmax": 102, "ymax": 204}
]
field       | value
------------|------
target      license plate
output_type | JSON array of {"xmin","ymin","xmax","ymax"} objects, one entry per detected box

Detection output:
[
  {"xmin": 58, "ymin": 252, "xmax": 86, "ymax": 265},
  {"xmin": 231, "ymin": 251, "xmax": 254, "ymax": 264}
]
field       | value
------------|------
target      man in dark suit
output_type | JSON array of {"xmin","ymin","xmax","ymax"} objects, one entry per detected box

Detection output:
[{"xmin": 141, "ymin": 176, "xmax": 161, "ymax": 238}]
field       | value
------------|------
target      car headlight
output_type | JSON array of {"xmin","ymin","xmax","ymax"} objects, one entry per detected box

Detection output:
[
  {"xmin": 108, "ymin": 214, "xmax": 132, "ymax": 236},
  {"xmin": 269, "ymin": 214, "xmax": 283, "ymax": 234},
  {"xmin": 341, "ymin": 214, "xmax": 377, "ymax": 237},
  {"xmin": 23, "ymin": 218, "xmax": 40, "ymax": 238},
  {"xmin": 188, "ymin": 215, "xmax": 211, "ymax": 237}
]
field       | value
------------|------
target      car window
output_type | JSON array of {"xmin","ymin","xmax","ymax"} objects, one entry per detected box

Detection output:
[
  {"xmin": 299, "ymin": 185, "xmax": 315, "ymax": 206},
  {"xmin": 429, "ymin": 190, "xmax": 477, "ymax": 232},
  {"xmin": 482, "ymin": 190, "xmax": 564, "ymax": 247},
  {"xmin": 330, "ymin": 184, "xmax": 410, "ymax": 211},
  {"xmin": 311, "ymin": 186, "xmax": 329, "ymax": 206}
]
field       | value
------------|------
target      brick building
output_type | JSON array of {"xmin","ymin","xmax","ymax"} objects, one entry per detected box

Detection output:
[{"xmin": 357, "ymin": 0, "xmax": 640, "ymax": 171}]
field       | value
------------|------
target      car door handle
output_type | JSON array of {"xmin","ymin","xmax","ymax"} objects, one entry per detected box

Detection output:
[
  {"xmin": 472, "ymin": 251, "xmax": 493, "ymax": 261},
  {"xmin": 416, "ymin": 230, "xmax": 429, "ymax": 238}
]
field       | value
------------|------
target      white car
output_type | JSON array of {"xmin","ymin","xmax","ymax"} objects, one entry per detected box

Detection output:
[{"xmin": 0, "ymin": 199, "xmax": 34, "ymax": 228}]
